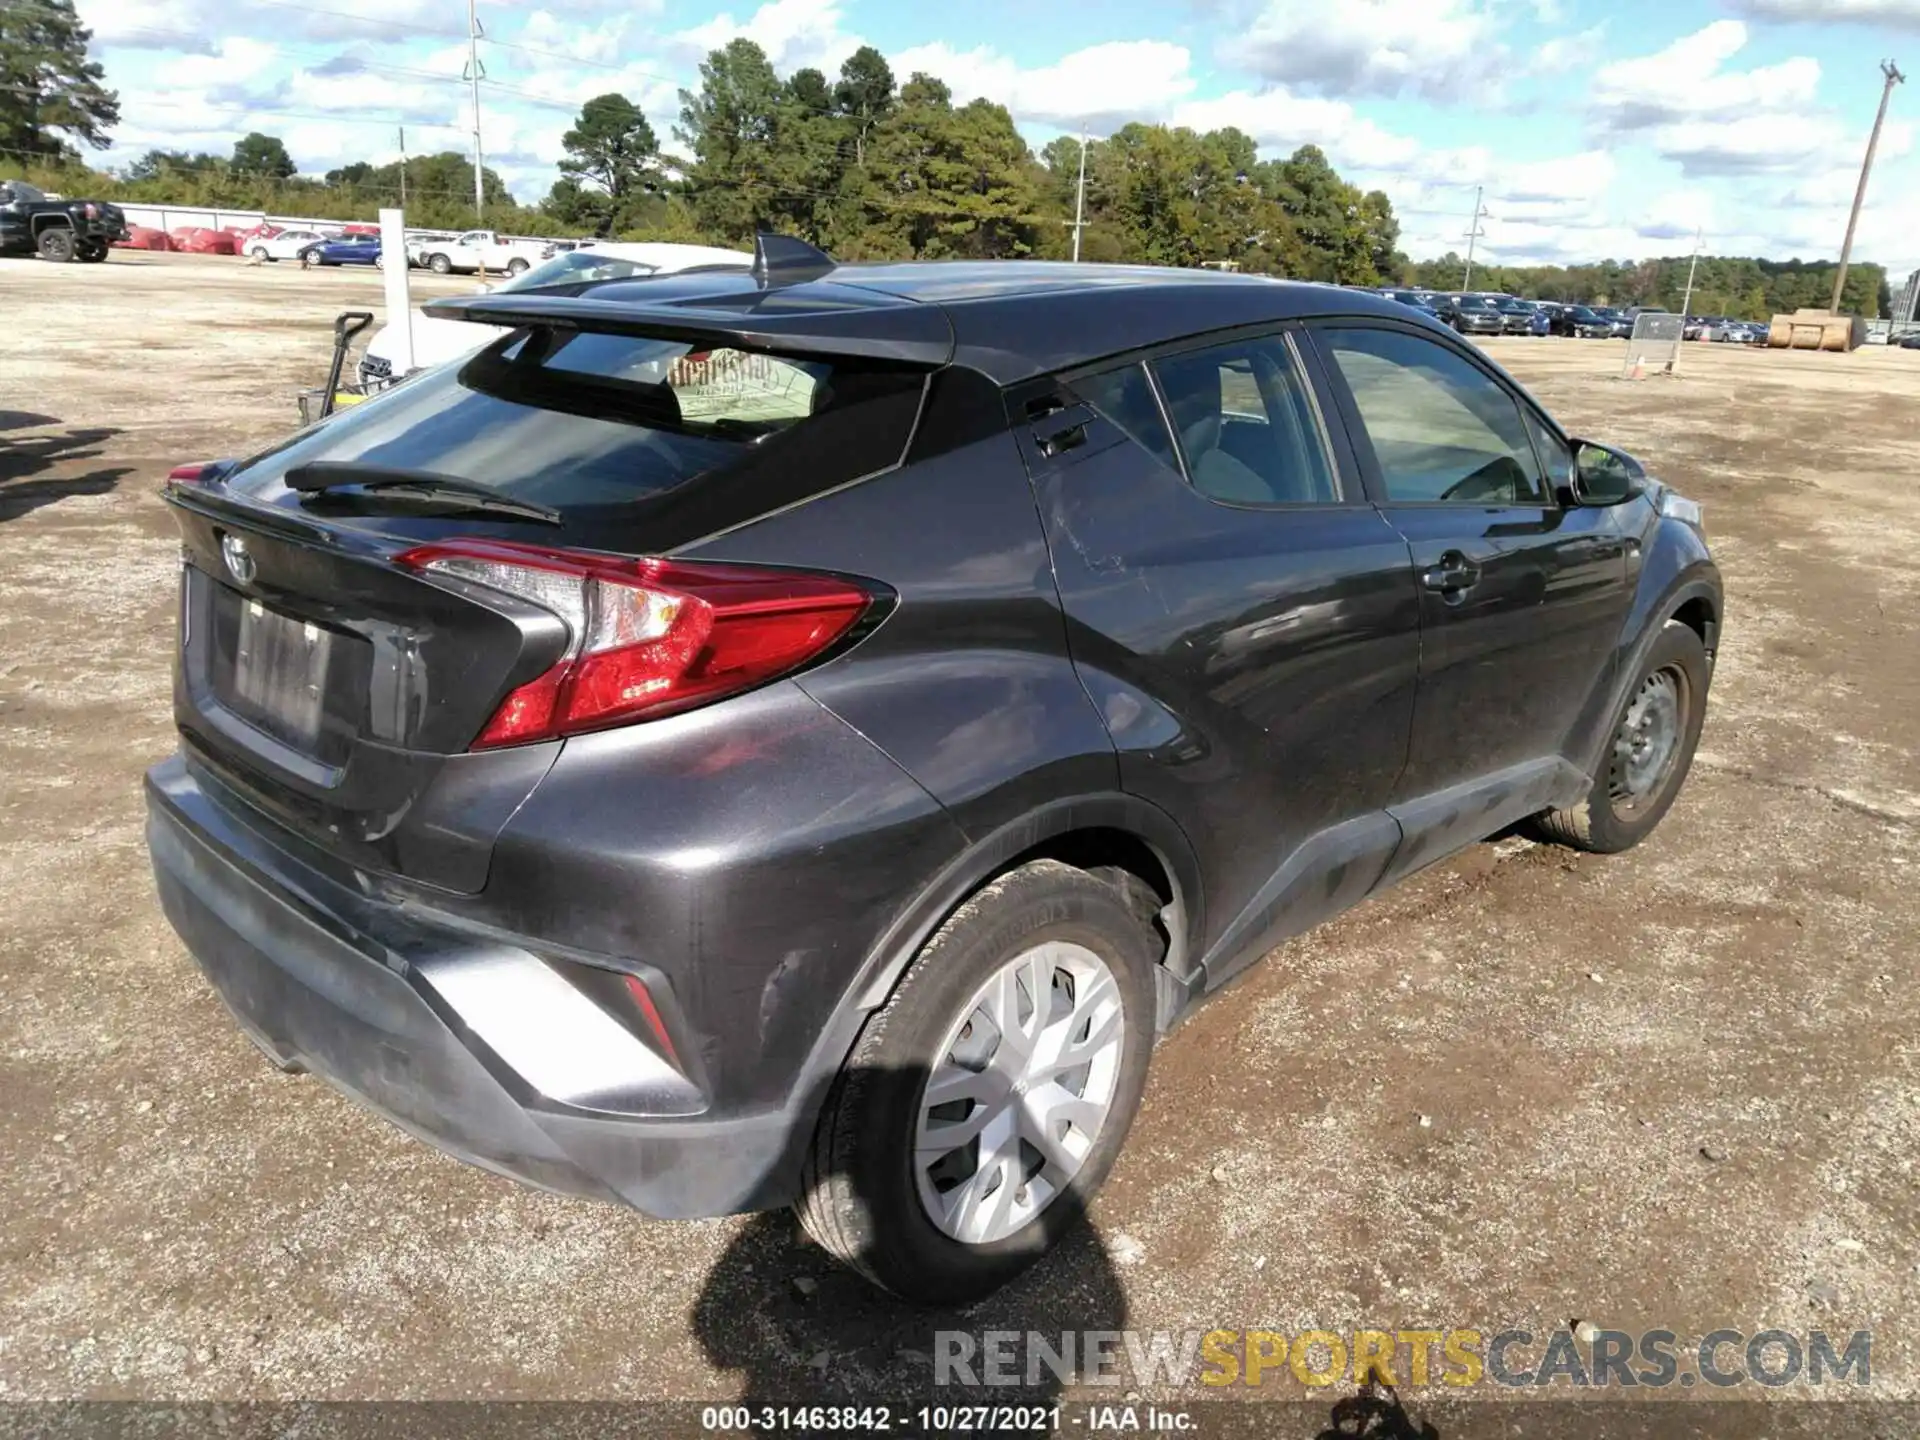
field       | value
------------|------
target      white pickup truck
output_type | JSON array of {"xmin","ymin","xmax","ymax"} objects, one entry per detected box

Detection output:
[{"xmin": 410, "ymin": 229, "xmax": 549, "ymax": 276}]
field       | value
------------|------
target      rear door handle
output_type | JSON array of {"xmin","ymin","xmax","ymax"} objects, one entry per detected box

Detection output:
[{"xmin": 1420, "ymin": 553, "xmax": 1482, "ymax": 593}]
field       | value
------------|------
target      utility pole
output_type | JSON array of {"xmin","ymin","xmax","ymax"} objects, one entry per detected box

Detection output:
[
  {"xmin": 397, "ymin": 125, "xmax": 407, "ymax": 208},
  {"xmin": 1674, "ymin": 224, "xmax": 1704, "ymax": 373},
  {"xmin": 1461, "ymin": 186, "xmax": 1490, "ymax": 290},
  {"xmin": 1070, "ymin": 130, "xmax": 1089, "ymax": 263},
  {"xmin": 463, "ymin": 0, "xmax": 486, "ymax": 226},
  {"xmin": 1831, "ymin": 58, "xmax": 1904, "ymax": 314}
]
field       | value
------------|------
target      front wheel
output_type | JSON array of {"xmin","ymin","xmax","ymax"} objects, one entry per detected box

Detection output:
[
  {"xmin": 795, "ymin": 860, "xmax": 1159, "ymax": 1304},
  {"xmin": 76, "ymin": 239, "xmax": 108, "ymax": 263},
  {"xmin": 1528, "ymin": 621, "xmax": 1710, "ymax": 853}
]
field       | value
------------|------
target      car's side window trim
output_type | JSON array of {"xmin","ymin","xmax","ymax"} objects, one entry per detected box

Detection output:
[
  {"xmin": 1063, "ymin": 324, "xmax": 1369, "ymax": 511},
  {"xmin": 1300, "ymin": 317, "xmax": 1559, "ymax": 511}
]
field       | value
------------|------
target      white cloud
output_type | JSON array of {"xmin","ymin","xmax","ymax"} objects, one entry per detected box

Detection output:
[
  {"xmin": 893, "ymin": 41, "xmax": 1196, "ymax": 129},
  {"xmin": 1535, "ymin": 25, "xmax": 1606, "ymax": 74},
  {"xmin": 1230, "ymin": 0, "xmax": 1503, "ymax": 100},
  {"xmin": 152, "ymin": 38, "xmax": 280, "ymax": 88},
  {"xmin": 1730, "ymin": 0, "xmax": 1920, "ymax": 29},
  {"xmin": 79, "ymin": 0, "xmax": 464, "ymax": 47},
  {"xmin": 1171, "ymin": 89, "xmax": 1425, "ymax": 171},
  {"xmin": 1590, "ymin": 21, "xmax": 1820, "ymax": 131},
  {"xmin": 674, "ymin": 0, "xmax": 861, "ymax": 75}
]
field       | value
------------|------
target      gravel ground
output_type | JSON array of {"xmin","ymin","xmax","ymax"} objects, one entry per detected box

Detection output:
[{"xmin": 3, "ymin": 253, "xmax": 1917, "ymax": 1435}]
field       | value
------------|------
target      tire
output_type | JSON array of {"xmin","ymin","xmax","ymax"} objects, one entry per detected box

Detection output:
[
  {"xmin": 76, "ymin": 240, "xmax": 107, "ymax": 263},
  {"xmin": 428, "ymin": 252, "xmax": 452, "ymax": 274},
  {"xmin": 1528, "ymin": 621, "xmax": 1709, "ymax": 854},
  {"xmin": 506, "ymin": 257, "xmax": 529, "ymax": 276},
  {"xmin": 36, "ymin": 226, "xmax": 75, "ymax": 262},
  {"xmin": 249, "ymin": 246, "xmax": 270, "ymax": 260},
  {"xmin": 795, "ymin": 859, "xmax": 1159, "ymax": 1304}
]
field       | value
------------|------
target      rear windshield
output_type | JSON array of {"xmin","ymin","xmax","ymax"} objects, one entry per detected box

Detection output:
[{"xmin": 231, "ymin": 328, "xmax": 926, "ymax": 516}]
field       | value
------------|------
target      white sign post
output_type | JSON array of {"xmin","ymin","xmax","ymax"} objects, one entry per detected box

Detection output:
[{"xmin": 378, "ymin": 207, "xmax": 413, "ymax": 376}]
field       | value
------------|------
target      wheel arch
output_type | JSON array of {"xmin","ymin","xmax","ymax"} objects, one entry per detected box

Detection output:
[
  {"xmin": 1572, "ymin": 560, "xmax": 1722, "ymax": 782},
  {"xmin": 784, "ymin": 793, "xmax": 1197, "ymax": 1111}
]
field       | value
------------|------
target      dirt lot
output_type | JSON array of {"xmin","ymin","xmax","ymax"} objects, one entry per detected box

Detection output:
[{"xmin": 3, "ymin": 252, "xmax": 1918, "ymax": 1428}]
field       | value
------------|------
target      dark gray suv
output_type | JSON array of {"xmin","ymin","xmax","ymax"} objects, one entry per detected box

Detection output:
[{"xmin": 147, "ymin": 237, "xmax": 1721, "ymax": 1303}]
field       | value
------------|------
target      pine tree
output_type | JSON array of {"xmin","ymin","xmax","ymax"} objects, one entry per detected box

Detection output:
[{"xmin": 0, "ymin": 0, "xmax": 119, "ymax": 161}]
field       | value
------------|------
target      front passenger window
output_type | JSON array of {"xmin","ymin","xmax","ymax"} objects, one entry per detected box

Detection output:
[{"xmin": 1320, "ymin": 327, "xmax": 1548, "ymax": 505}]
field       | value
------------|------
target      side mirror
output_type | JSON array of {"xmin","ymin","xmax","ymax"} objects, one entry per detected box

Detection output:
[{"xmin": 1568, "ymin": 440, "xmax": 1646, "ymax": 506}]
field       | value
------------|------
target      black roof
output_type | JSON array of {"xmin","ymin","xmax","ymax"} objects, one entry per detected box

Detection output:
[{"xmin": 424, "ymin": 259, "xmax": 1428, "ymax": 384}]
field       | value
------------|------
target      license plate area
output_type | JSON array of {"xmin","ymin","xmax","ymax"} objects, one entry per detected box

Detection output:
[{"xmin": 209, "ymin": 586, "xmax": 366, "ymax": 765}]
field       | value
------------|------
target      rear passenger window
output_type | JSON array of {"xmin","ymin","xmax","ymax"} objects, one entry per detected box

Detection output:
[
  {"xmin": 1320, "ymin": 327, "xmax": 1547, "ymax": 505},
  {"xmin": 1070, "ymin": 364, "xmax": 1181, "ymax": 476},
  {"xmin": 1149, "ymin": 336, "xmax": 1339, "ymax": 505}
]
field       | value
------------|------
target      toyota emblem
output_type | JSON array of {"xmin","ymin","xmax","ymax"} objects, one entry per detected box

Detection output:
[{"xmin": 220, "ymin": 534, "xmax": 257, "ymax": 586}]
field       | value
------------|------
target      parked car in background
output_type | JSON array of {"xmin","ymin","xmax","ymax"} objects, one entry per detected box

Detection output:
[
  {"xmin": 0, "ymin": 178, "xmax": 127, "ymax": 262},
  {"xmin": 1380, "ymin": 288, "xmax": 1443, "ymax": 317},
  {"xmin": 148, "ymin": 236, "xmax": 1721, "ymax": 1304},
  {"xmin": 248, "ymin": 228, "xmax": 330, "ymax": 262},
  {"xmin": 1495, "ymin": 298, "xmax": 1537, "ymax": 335},
  {"xmin": 1898, "ymin": 331, "xmax": 1920, "ymax": 349},
  {"xmin": 1435, "ymin": 292, "xmax": 1507, "ymax": 336},
  {"xmin": 1592, "ymin": 306, "xmax": 1632, "ymax": 338},
  {"xmin": 1553, "ymin": 305, "xmax": 1616, "ymax": 339},
  {"xmin": 358, "ymin": 240, "xmax": 753, "ymax": 388},
  {"xmin": 299, "ymin": 235, "xmax": 382, "ymax": 268}
]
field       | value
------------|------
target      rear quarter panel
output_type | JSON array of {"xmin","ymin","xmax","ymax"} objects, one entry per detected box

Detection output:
[{"xmin": 681, "ymin": 429, "xmax": 1122, "ymax": 841}]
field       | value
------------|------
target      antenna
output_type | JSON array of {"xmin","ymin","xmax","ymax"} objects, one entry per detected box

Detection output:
[{"xmin": 752, "ymin": 233, "xmax": 837, "ymax": 289}]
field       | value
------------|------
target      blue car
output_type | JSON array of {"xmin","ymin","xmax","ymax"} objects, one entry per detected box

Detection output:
[{"xmin": 299, "ymin": 235, "xmax": 382, "ymax": 267}]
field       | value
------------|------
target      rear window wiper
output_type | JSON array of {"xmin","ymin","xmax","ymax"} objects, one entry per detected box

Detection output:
[{"xmin": 285, "ymin": 462, "xmax": 562, "ymax": 526}]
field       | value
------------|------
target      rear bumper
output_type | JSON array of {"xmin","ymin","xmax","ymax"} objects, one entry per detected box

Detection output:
[{"xmin": 145, "ymin": 756, "xmax": 802, "ymax": 1218}]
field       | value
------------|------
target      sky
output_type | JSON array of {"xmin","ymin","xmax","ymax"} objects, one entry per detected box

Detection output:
[{"xmin": 62, "ymin": 0, "xmax": 1920, "ymax": 277}]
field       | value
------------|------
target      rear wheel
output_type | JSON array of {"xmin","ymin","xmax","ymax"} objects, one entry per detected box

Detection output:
[
  {"xmin": 36, "ymin": 226, "xmax": 75, "ymax": 262},
  {"xmin": 249, "ymin": 245, "xmax": 271, "ymax": 260},
  {"xmin": 505, "ymin": 257, "xmax": 529, "ymax": 276},
  {"xmin": 796, "ymin": 860, "xmax": 1158, "ymax": 1304},
  {"xmin": 1528, "ymin": 621, "xmax": 1709, "ymax": 854},
  {"xmin": 428, "ymin": 252, "xmax": 452, "ymax": 274}
]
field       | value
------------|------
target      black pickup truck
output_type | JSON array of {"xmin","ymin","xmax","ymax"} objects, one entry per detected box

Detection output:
[{"xmin": 0, "ymin": 179, "xmax": 129, "ymax": 262}]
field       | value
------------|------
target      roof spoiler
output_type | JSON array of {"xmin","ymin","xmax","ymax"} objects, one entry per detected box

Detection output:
[{"xmin": 752, "ymin": 232, "xmax": 835, "ymax": 289}]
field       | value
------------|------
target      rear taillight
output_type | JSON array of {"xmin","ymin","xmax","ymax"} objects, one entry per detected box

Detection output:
[
  {"xmin": 167, "ymin": 462, "xmax": 212, "ymax": 483},
  {"xmin": 398, "ymin": 538, "xmax": 873, "ymax": 749}
]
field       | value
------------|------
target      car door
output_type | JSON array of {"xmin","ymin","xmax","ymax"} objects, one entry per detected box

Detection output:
[
  {"xmin": 1017, "ymin": 326, "xmax": 1422, "ymax": 986},
  {"xmin": 1306, "ymin": 320, "xmax": 1633, "ymax": 817}
]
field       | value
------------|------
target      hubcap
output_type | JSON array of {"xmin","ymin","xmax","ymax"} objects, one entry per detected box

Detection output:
[
  {"xmin": 1609, "ymin": 666, "xmax": 1684, "ymax": 813},
  {"xmin": 915, "ymin": 941, "xmax": 1125, "ymax": 1246}
]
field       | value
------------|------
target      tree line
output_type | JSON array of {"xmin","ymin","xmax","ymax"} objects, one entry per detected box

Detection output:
[{"xmin": 0, "ymin": 0, "xmax": 1895, "ymax": 314}]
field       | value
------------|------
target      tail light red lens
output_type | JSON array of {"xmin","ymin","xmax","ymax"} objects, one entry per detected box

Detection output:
[
  {"xmin": 167, "ymin": 462, "xmax": 212, "ymax": 483},
  {"xmin": 397, "ymin": 538, "xmax": 873, "ymax": 749}
]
